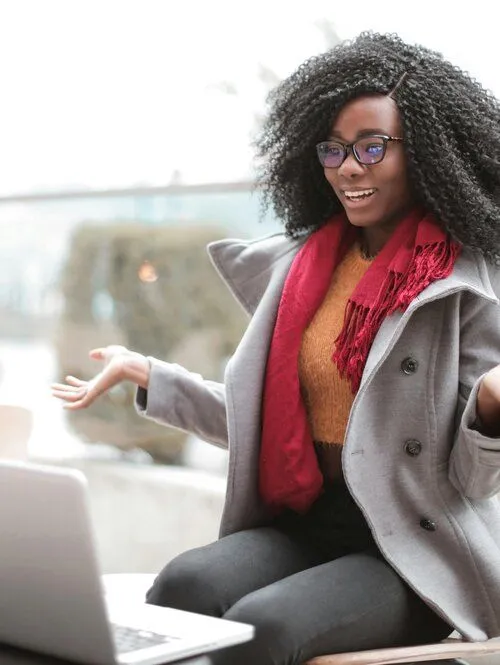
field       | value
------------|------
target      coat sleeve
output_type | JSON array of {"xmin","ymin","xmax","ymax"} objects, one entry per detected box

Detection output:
[
  {"xmin": 134, "ymin": 357, "xmax": 228, "ymax": 449},
  {"xmin": 449, "ymin": 266, "xmax": 500, "ymax": 498}
]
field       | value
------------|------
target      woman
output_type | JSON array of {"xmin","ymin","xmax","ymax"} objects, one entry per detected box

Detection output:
[{"xmin": 52, "ymin": 32, "xmax": 500, "ymax": 665}]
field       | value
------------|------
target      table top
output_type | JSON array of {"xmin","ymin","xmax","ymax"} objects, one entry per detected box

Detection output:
[
  {"xmin": 0, "ymin": 644, "xmax": 490, "ymax": 665},
  {"xmin": 1, "ymin": 641, "xmax": 495, "ymax": 665},
  {"xmin": 0, "ymin": 644, "xmax": 211, "ymax": 665}
]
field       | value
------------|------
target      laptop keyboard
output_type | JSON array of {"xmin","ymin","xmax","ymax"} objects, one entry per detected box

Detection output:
[{"xmin": 111, "ymin": 623, "xmax": 179, "ymax": 654}]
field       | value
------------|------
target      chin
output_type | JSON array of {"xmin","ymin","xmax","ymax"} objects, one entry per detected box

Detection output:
[{"xmin": 344, "ymin": 209, "xmax": 382, "ymax": 228}]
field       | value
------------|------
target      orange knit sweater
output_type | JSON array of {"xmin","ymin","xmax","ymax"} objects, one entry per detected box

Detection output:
[{"xmin": 298, "ymin": 243, "xmax": 372, "ymax": 477}]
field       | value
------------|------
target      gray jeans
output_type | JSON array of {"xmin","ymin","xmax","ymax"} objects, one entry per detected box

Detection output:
[{"xmin": 146, "ymin": 481, "xmax": 451, "ymax": 665}]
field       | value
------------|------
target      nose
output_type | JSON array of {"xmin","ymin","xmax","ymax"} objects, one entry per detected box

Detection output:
[{"xmin": 338, "ymin": 150, "xmax": 366, "ymax": 178}]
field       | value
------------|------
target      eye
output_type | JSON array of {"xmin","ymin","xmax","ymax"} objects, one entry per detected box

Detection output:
[
  {"xmin": 325, "ymin": 143, "xmax": 343, "ymax": 156},
  {"xmin": 316, "ymin": 141, "xmax": 345, "ymax": 167},
  {"xmin": 356, "ymin": 137, "xmax": 386, "ymax": 164},
  {"xmin": 365, "ymin": 143, "xmax": 384, "ymax": 155}
]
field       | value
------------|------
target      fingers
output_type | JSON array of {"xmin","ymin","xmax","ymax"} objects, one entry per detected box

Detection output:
[
  {"xmin": 63, "ymin": 398, "xmax": 91, "ymax": 411},
  {"xmin": 52, "ymin": 347, "xmax": 126, "ymax": 410},
  {"xmin": 65, "ymin": 375, "xmax": 86, "ymax": 387},
  {"xmin": 51, "ymin": 383, "xmax": 73, "ymax": 393},
  {"xmin": 51, "ymin": 375, "xmax": 86, "ymax": 392},
  {"xmin": 89, "ymin": 345, "xmax": 127, "ymax": 361},
  {"xmin": 52, "ymin": 390, "xmax": 86, "ymax": 403},
  {"xmin": 52, "ymin": 372, "xmax": 119, "ymax": 410},
  {"xmin": 51, "ymin": 373, "xmax": 89, "ymax": 407},
  {"xmin": 51, "ymin": 382, "xmax": 94, "ymax": 410},
  {"xmin": 51, "ymin": 385, "xmax": 88, "ymax": 405}
]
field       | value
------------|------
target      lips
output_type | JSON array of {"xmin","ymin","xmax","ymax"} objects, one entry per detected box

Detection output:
[
  {"xmin": 340, "ymin": 187, "xmax": 378, "ymax": 208},
  {"xmin": 342, "ymin": 188, "xmax": 377, "ymax": 201}
]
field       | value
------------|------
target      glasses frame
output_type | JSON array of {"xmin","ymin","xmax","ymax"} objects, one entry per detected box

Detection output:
[{"xmin": 316, "ymin": 134, "xmax": 403, "ymax": 169}]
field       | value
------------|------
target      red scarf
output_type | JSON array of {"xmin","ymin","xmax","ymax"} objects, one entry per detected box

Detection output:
[{"xmin": 259, "ymin": 210, "xmax": 461, "ymax": 514}]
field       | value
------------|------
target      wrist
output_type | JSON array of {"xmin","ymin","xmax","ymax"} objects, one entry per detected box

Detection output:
[{"xmin": 123, "ymin": 353, "xmax": 150, "ymax": 390}]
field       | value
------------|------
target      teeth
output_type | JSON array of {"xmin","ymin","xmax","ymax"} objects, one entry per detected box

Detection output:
[{"xmin": 344, "ymin": 189, "xmax": 376, "ymax": 199}]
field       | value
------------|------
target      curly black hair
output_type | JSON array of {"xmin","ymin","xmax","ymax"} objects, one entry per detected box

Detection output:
[{"xmin": 255, "ymin": 32, "xmax": 500, "ymax": 259}]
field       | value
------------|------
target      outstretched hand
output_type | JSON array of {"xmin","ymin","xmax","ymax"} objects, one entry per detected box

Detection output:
[{"xmin": 51, "ymin": 345, "xmax": 150, "ymax": 410}]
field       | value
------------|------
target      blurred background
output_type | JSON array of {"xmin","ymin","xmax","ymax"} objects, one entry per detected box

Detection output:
[{"xmin": 0, "ymin": 0, "xmax": 498, "ymax": 574}]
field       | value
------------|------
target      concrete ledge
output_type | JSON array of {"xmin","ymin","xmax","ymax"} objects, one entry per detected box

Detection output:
[{"xmin": 35, "ymin": 457, "xmax": 226, "ymax": 574}]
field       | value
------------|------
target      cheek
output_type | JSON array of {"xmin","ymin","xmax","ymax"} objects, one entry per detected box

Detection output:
[
  {"xmin": 323, "ymin": 169, "xmax": 340, "ymax": 192},
  {"xmin": 375, "ymin": 159, "xmax": 410, "ymax": 198}
]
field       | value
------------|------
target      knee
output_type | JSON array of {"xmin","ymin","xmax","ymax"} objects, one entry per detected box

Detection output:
[{"xmin": 145, "ymin": 547, "xmax": 222, "ymax": 616}]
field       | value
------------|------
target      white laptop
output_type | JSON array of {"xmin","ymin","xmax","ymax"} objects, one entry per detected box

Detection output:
[{"xmin": 0, "ymin": 461, "xmax": 253, "ymax": 665}]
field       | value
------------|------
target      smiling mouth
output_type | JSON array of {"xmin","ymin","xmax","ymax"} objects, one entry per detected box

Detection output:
[{"xmin": 342, "ymin": 188, "xmax": 377, "ymax": 202}]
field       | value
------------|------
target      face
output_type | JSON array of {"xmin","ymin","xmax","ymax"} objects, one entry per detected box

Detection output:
[{"xmin": 323, "ymin": 95, "xmax": 413, "ymax": 232}]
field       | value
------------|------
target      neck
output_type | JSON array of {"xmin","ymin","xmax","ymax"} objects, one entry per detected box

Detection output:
[
  {"xmin": 360, "ymin": 206, "xmax": 415, "ymax": 257},
  {"xmin": 361, "ymin": 226, "xmax": 394, "ymax": 258}
]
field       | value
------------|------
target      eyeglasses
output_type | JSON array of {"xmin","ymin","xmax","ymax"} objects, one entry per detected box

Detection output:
[{"xmin": 316, "ymin": 134, "xmax": 403, "ymax": 168}]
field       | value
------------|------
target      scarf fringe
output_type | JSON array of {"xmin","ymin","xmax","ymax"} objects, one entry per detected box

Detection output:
[{"xmin": 333, "ymin": 239, "xmax": 461, "ymax": 392}]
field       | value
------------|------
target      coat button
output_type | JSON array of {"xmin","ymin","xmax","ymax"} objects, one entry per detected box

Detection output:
[
  {"xmin": 401, "ymin": 357, "xmax": 419, "ymax": 374},
  {"xmin": 404, "ymin": 439, "xmax": 422, "ymax": 456},
  {"xmin": 420, "ymin": 518, "xmax": 436, "ymax": 531}
]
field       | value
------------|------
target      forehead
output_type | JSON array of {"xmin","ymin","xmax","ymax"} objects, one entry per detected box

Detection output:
[{"xmin": 330, "ymin": 95, "xmax": 402, "ymax": 139}]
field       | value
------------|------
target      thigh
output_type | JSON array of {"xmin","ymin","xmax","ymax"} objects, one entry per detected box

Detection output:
[
  {"xmin": 145, "ymin": 526, "xmax": 324, "ymax": 617},
  {"xmin": 215, "ymin": 550, "xmax": 451, "ymax": 665}
]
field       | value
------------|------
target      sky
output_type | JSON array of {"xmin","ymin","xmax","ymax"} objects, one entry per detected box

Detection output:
[{"xmin": 0, "ymin": 0, "xmax": 498, "ymax": 195}]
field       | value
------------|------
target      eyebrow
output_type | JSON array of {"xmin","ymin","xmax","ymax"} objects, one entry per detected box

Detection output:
[{"xmin": 329, "ymin": 128, "xmax": 391, "ymax": 140}]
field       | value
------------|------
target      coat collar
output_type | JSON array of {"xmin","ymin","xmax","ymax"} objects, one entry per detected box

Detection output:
[
  {"xmin": 207, "ymin": 233, "xmax": 499, "ymax": 315},
  {"xmin": 207, "ymin": 233, "xmax": 305, "ymax": 315}
]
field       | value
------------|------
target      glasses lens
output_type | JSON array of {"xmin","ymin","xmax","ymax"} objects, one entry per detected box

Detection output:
[
  {"xmin": 317, "ymin": 142, "xmax": 345, "ymax": 168},
  {"xmin": 354, "ymin": 137, "xmax": 386, "ymax": 165}
]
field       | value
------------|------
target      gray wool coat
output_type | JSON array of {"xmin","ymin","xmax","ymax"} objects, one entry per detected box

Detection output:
[{"xmin": 136, "ymin": 232, "xmax": 500, "ymax": 641}]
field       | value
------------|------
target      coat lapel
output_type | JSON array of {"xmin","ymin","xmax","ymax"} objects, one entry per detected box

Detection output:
[
  {"xmin": 361, "ymin": 249, "xmax": 498, "ymax": 386},
  {"xmin": 207, "ymin": 236, "xmax": 302, "ymax": 533}
]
